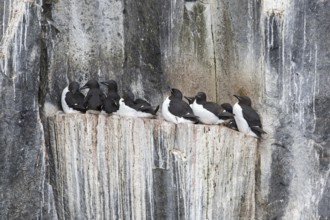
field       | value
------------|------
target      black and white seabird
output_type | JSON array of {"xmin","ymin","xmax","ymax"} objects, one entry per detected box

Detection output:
[
  {"xmin": 115, "ymin": 90, "xmax": 159, "ymax": 118},
  {"xmin": 100, "ymin": 80, "xmax": 120, "ymax": 114},
  {"xmin": 162, "ymin": 88, "xmax": 198, "ymax": 124},
  {"xmin": 114, "ymin": 90, "xmax": 139, "ymax": 117},
  {"xmin": 220, "ymin": 103, "xmax": 238, "ymax": 130},
  {"xmin": 191, "ymin": 92, "xmax": 234, "ymax": 125},
  {"xmin": 80, "ymin": 79, "xmax": 106, "ymax": 113},
  {"xmin": 61, "ymin": 81, "xmax": 86, "ymax": 113},
  {"xmin": 233, "ymin": 95, "xmax": 266, "ymax": 138},
  {"xmin": 134, "ymin": 97, "xmax": 159, "ymax": 114},
  {"xmin": 121, "ymin": 90, "xmax": 136, "ymax": 108},
  {"xmin": 132, "ymin": 92, "xmax": 159, "ymax": 116}
]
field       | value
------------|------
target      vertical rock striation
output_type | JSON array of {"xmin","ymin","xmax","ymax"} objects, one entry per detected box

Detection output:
[
  {"xmin": 1, "ymin": 0, "xmax": 330, "ymax": 219},
  {"xmin": 0, "ymin": 1, "xmax": 52, "ymax": 219},
  {"xmin": 160, "ymin": 0, "xmax": 217, "ymax": 100},
  {"xmin": 48, "ymin": 114, "xmax": 257, "ymax": 220}
]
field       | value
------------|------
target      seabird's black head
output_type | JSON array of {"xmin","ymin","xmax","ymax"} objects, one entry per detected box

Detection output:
[
  {"xmin": 221, "ymin": 103, "xmax": 233, "ymax": 113},
  {"xmin": 68, "ymin": 82, "xmax": 80, "ymax": 94},
  {"xmin": 169, "ymin": 88, "xmax": 183, "ymax": 100},
  {"xmin": 81, "ymin": 79, "xmax": 100, "ymax": 90},
  {"xmin": 195, "ymin": 92, "xmax": 207, "ymax": 103},
  {"xmin": 234, "ymin": 95, "xmax": 252, "ymax": 106},
  {"xmin": 101, "ymin": 80, "xmax": 118, "ymax": 92},
  {"xmin": 123, "ymin": 90, "xmax": 135, "ymax": 102}
]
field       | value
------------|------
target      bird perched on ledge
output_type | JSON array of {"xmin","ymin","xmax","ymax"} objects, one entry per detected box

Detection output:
[
  {"xmin": 221, "ymin": 103, "xmax": 238, "ymax": 130},
  {"xmin": 233, "ymin": 95, "xmax": 266, "ymax": 138},
  {"xmin": 134, "ymin": 97, "xmax": 159, "ymax": 116},
  {"xmin": 162, "ymin": 88, "xmax": 198, "ymax": 124},
  {"xmin": 190, "ymin": 92, "xmax": 234, "ymax": 125},
  {"xmin": 100, "ymin": 80, "xmax": 120, "ymax": 114},
  {"xmin": 80, "ymin": 79, "xmax": 106, "ymax": 114},
  {"xmin": 115, "ymin": 90, "xmax": 159, "ymax": 118},
  {"xmin": 61, "ymin": 81, "xmax": 86, "ymax": 113}
]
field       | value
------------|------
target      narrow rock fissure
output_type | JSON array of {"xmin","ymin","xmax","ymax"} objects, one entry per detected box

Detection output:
[
  {"xmin": 38, "ymin": 2, "xmax": 51, "ymax": 121},
  {"xmin": 209, "ymin": 5, "xmax": 218, "ymax": 102}
]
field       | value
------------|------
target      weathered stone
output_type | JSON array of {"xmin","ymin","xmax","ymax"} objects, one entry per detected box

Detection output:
[
  {"xmin": 0, "ymin": 1, "xmax": 50, "ymax": 219},
  {"xmin": 48, "ymin": 114, "xmax": 257, "ymax": 220},
  {"xmin": 160, "ymin": 1, "xmax": 217, "ymax": 101},
  {"xmin": 1, "ymin": 0, "xmax": 330, "ymax": 219}
]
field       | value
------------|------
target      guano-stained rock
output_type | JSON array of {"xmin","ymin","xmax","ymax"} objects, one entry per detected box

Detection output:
[
  {"xmin": 48, "ymin": 114, "xmax": 257, "ymax": 220},
  {"xmin": 1, "ymin": 0, "xmax": 330, "ymax": 219}
]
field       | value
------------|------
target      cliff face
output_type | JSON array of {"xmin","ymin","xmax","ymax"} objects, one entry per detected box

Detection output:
[
  {"xmin": 0, "ymin": 1, "xmax": 48, "ymax": 219},
  {"xmin": 0, "ymin": 0, "xmax": 330, "ymax": 219},
  {"xmin": 48, "ymin": 115, "xmax": 257, "ymax": 220}
]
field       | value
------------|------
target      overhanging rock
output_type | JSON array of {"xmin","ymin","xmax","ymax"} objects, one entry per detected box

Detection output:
[{"xmin": 48, "ymin": 114, "xmax": 257, "ymax": 220}]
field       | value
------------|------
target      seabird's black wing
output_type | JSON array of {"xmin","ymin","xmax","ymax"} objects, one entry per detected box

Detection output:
[
  {"xmin": 135, "ymin": 98, "xmax": 151, "ymax": 107},
  {"xmin": 122, "ymin": 91, "xmax": 136, "ymax": 108},
  {"xmin": 100, "ymin": 92, "xmax": 106, "ymax": 102},
  {"xmin": 74, "ymin": 92, "xmax": 85, "ymax": 106},
  {"xmin": 241, "ymin": 105, "xmax": 266, "ymax": 137},
  {"xmin": 169, "ymin": 100, "xmax": 198, "ymax": 121},
  {"xmin": 84, "ymin": 89, "xmax": 104, "ymax": 110},
  {"xmin": 241, "ymin": 105, "xmax": 262, "ymax": 127},
  {"xmin": 65, "ymin": 92, "xmax": 86, "ymax": 112},
  {"xmin": 203, "ymin": 102, "xmax": 234, "ymax": 119},
  {"xmin": 103, "ymin": 99, "xmax": 118, "ymax": 113},
  {"xmin": 136, "ymin": 104, "xmax": 159, "ymax": 115},
  {"xmin": 152, "ymin": 105, "xmax": 160, "ymax": 115},
  {"xmin": 124, "ymin": 99, "xmax": 135, "ymax": 108},
  {"xmin": 132, "ymin": 98, "xmax": 158, "ymax": 114},
  {"xmin": 102, "ymin": 92, "xmax": 120, "ymax": 113},
  {"xmin": 65, "ymin": 92, "xmax": 76, "ymax": 107},
  {"xmin": 108, "ymin": 92, "xmax": 120, "ymax": 103},
  {"xmin": 250, "ymin": 126, "xmax": 266, "ymax": 135}
]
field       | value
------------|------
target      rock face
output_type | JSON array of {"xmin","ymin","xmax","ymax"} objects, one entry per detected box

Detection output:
[
  {"xmin": 1, "ymin": 0, "xmax": 330, "ymax": 219},
  {"xmin": 48, "ymin": 114, "xmax": 257, "ymax": 220},
  {"xmin": 0, "ymin": 1, "xmax": 48, "ymax": 219}
]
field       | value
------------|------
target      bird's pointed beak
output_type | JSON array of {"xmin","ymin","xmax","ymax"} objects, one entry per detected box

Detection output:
[
  {"xmin": 184, "ymin": 96, "xmax": 194, "ymax": 102},
  {"xmin": 233, "ymin": 95, "xmax": 240, "ymax": 100}
]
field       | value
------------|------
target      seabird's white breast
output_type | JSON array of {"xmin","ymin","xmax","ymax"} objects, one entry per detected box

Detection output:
[
  {"xmin": 61, "ymin": 86, "xmax": 79, "ymax": 113},
  {"xmin": 191, "ymin": 101, "xmax": 222, "ymax": 125},
  {"xmin": 114, "ymin": 99, "xmax": 138, "ymax": 117},
  {"xmin": 233, "ymin": 102, "xmax": 257, "ymax": 137},
  {"xmin": 162, "ymin": 97, "xmax": 177, "ymax": 124}
]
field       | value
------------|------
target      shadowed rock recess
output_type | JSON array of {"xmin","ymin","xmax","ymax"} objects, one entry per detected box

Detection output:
[
  {"xmin": 1, "ymin": 0, "xmax": 330, "ymax": 219},
  {"xmin": 48, "ymin": 114, "xmax": 257, "ymax": 220}
]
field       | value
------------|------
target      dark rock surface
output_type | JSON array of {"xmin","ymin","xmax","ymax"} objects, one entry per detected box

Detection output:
[
  {"xmin": 0, "ymin": 0, "xmax": 330, "ymax": 219},
  {"xmin": 0, "ymin": 2, "xmax": 47, "ymax": 219}
]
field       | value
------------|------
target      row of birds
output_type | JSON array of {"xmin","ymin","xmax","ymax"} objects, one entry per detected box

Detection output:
[{"xmin": 61, "ymin": 79, "xmax": 266, "ymax": 138}]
